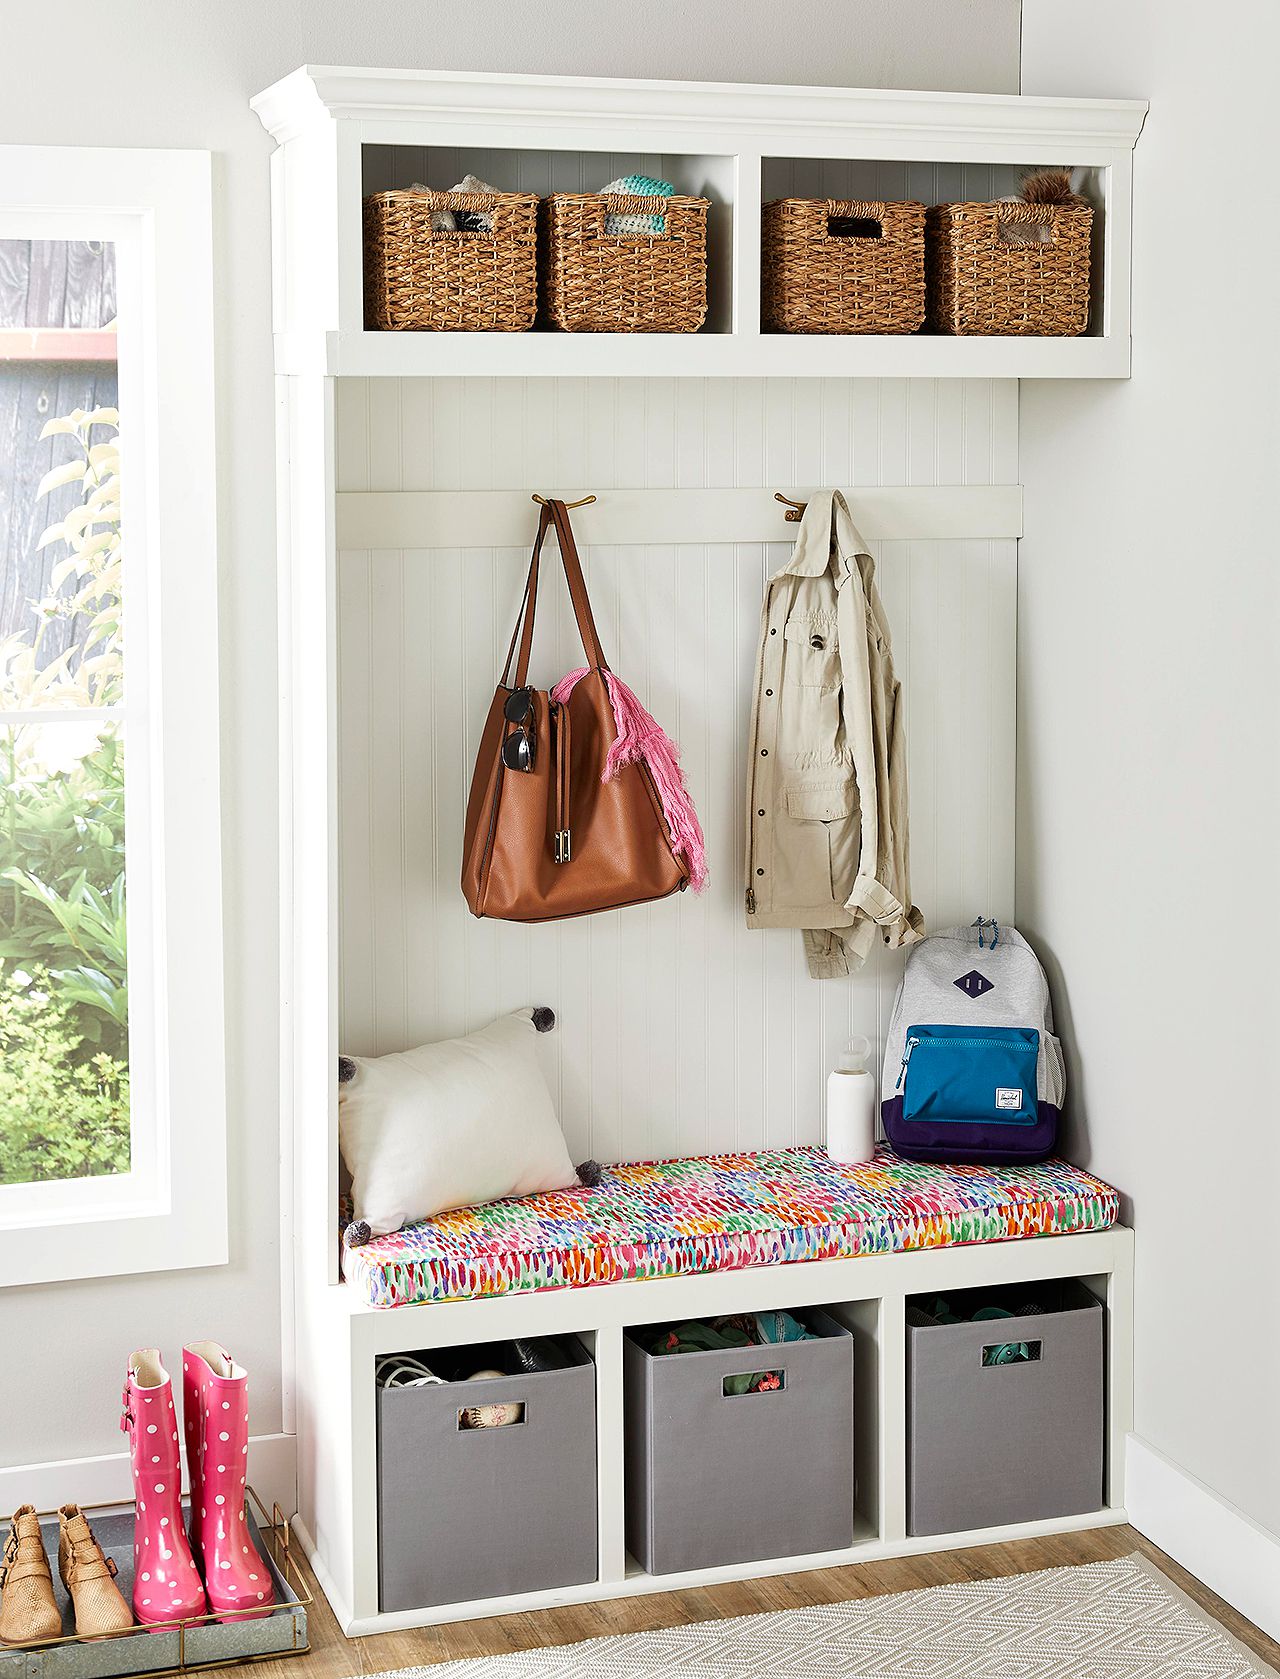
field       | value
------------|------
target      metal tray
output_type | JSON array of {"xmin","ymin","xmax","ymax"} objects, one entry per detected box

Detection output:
[{"xmin": 0, "ymin": 1492, "xmax": 309, "ymax": 1679}]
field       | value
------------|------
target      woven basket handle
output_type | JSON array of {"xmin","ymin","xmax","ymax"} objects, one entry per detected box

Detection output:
[
  {"xmin": 412, "ymin": 189, "xmax": 512, "ymax": 212},
  {"xmin": 996, "ymin": 201, "xmax": 1061, "ymax": 226},
  {"xmin": 827, "ymin": 199, "xmax": 886, "ymax": 221},
  {"xmin": 597, "ymin": 193, "xmax": 676, "ymax": 215}
]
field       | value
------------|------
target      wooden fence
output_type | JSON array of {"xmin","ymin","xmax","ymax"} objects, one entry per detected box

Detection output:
[{"xmin": 0, "ymin": 238, "xmax": 118, "ymax": 674}]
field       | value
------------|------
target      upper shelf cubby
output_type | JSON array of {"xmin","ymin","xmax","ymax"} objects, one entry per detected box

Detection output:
[
  {"xmin": 362, "ymin": 143, "xmax": 736, "ymax": 333},
  {"xmin": 251, "ymin": 66, "xmax": 1147, "ymax": 379},
  {"xmin": 761, "ymin": 155, "xmax": 1110, "ymax": 339}
]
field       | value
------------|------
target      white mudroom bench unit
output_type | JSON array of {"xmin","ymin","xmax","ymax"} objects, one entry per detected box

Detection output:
[{"xmin": 253, "ymin": 64, "xmax": 1145, "ymax": 1635}]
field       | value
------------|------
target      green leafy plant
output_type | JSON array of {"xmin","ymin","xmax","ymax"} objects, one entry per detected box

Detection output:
[
  {"xmin": 0, "ymin": 723, "xmax": 127, "ymax": 1045},
  {"xmin": 0, "ymin": 406, "xmax": 129, "ymax": 1183},
  {"xmin": 0, "ymin": 964, "xmax": 128, "ymax": 1185}
]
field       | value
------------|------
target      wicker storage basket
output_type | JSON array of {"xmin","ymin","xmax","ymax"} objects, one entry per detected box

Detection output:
[
  {"xmin": 762, "ymin": 198, "xmax": 926, "ymax": 334},
  {"xmin": 542, "ymin": 193, "xmax": 709, "ymax": 332},
  {"xmin": 925, "ymin": 199, "xmax": 1093, "ymax": 336},
  {"xmin": 363, "ymin": 189, "xmax": 539, "ymax": 332}
]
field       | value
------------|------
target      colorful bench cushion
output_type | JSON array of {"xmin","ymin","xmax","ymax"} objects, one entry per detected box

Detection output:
[{"xmin": 342, "ymin": 1144, "xmax": 1120, "ymax": 1310}]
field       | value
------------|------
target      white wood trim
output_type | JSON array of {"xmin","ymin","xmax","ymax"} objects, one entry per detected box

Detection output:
[
  {"xmin": 278, "ymin": 375, "xmax": 341, "ymax": 1296},
  {"xmin": 251, "ymin": 66, "xmax": 1147, "ymax": 152},
  {"xmin": 1125, "ymin": 1434, "xmax": 1280, "ymax": 1646},
  {"xmin": 278, "ymin": 329, "xmax": 1133, "ymax": 381},
  {"xmin": 335, "ymin": 486, "xmax": 1023, "ymax": 550},
  {"xmin": 301, "ymin": 1506, "xmax": 1129, "ymax": 1637},
  {"xmin": 875, "ymin": 1294, "xmax": 910, "ymax": 1544},
  {"xmin": 291, "ymin": 1514, "xmax": 353, "ymax": 1632},
  {"xmin": 0, "ymin": 707, "xmax": 123, "ymax": 727},
  {"xmin": 0, "ymin": 1434, "xmax": 297, "ymax": 1524},
  {"xmin": 1103, "ymin": 1230, "xmax": 1135, "ymax": 1510},
  {"xmin": 588, "ymin": 1326, "xmax": 628, "ymax": 1586},
  {"xmin": 0, "ymin": 145, "xmax": 226, "ymax": 1289}
]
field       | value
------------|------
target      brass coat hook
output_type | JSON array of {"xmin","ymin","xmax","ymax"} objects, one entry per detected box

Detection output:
[
  {"xmin": 532, "ymin": 493, "xmax": 598, "ymax": 511},
  {"xmin": 775, "ymin": 492, "xmax": 807, "ymax": 523}
]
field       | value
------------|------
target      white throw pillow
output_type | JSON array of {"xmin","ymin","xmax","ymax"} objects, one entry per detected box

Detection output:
[{"xmin": 339, "ymin": 1009, "xmax": 578, "ymax": 1235}]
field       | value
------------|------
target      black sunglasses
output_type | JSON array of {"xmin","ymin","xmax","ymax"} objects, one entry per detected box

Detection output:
[{"xmin": 501, "ymin": 687, "xmax": 535, "ymax": 772}]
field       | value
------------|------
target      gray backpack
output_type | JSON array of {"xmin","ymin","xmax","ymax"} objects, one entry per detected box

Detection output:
[{"xmin": 880, "ymin": 918, "xmax": 1065, "ymax": 1164}]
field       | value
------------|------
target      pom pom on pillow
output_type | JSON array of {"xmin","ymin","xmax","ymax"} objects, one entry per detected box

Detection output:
[{"xmin": 338, "ymin": 1008, "xmax": 578, "ymax": 1235}]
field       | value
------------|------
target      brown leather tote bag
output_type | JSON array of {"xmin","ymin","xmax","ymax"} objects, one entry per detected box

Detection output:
[{"xmin": 461, "ymin": 499, "xmax": 691, "ymax": 922}]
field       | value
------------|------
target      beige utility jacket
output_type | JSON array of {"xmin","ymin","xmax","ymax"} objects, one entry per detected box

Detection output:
[{"xmin": 745, "ymin": 491, "xmax": 924, "ymax": 979}]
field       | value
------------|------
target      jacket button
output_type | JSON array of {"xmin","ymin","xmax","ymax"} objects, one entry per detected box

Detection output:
[
  {"xmin": 756, "ymin": 868, "xmax": 764, "ymax": 877},
  {"xmin": 760, "ymin": 748, "xmax": 768, "ymax": 756},
  {"xmin": 769, "ymin": 627, "xmax": 777, "ymax": 635},
  {"xmin": 765, "ymin": 688, "xmax": 773, "ymax": 696},
  {"xmin": 757, "ymin": 809, "xmax": 765, "ymax": 817},
  {"xmin": 810, "ymin": 633, "xmax": 825, "ymax": 649}
]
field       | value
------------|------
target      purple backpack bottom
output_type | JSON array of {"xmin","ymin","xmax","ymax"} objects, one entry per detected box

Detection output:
[{"xmin": 880, "ymin": 1097, "xmax": 1059, "ymax": 1166}]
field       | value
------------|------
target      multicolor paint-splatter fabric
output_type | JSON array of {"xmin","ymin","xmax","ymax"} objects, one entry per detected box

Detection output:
[{"xmin": 343, "ymin": 1145, "xmax": 1120, "ymax": 1309}]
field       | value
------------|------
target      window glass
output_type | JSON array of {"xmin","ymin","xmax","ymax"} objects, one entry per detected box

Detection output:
[{"xmin": 0, "ymin": 237, "xmax": 127, "ymax": 1186}]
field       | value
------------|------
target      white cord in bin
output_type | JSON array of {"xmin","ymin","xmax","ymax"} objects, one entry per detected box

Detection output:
[{"xmin": 378, "ymin": 1354, "xmax": 444, "ymax": 1389}]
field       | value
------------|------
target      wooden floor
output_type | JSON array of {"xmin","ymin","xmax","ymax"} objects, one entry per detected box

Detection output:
[{"xmin": 255, "ymin": 1524, "xmax": 1280, "ymax": 1676}]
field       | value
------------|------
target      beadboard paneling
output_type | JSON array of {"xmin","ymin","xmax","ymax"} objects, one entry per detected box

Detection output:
[{"xmin": 335, "ymin": 377, "xmax": 1016, "ymax": 1165}]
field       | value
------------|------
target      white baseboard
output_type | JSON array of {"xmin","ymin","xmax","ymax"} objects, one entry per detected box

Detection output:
[
  {"xmin": 1126, "ymin": 1433, "xmax": 1280, "ymax": 1645},
  {"xmin": 0, "ymin": 1433, "xmax": 297, "ymax": 1521}
]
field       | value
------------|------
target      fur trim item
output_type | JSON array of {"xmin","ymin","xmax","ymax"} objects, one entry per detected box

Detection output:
[
  {"xmin": 576, "ymin": 1159, "xmax": 605, "ymax": 1188},
  {"xmin": 551, "ymin": 668, "xmax": 709, "ymax": 891},
  {"xmin": 1020, "ymin": 169, "xmax": 1087, "ymax": 208}
]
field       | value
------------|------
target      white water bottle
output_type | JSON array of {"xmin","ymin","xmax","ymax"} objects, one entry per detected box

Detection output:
[{"xmin": 825, "ymin": 1034, "xmax": 877, "ymax": 1164}]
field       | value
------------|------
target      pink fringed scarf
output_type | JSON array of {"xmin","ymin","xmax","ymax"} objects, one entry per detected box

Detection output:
[{"xmin": 551, "ymin": 668, "xmax": 709, "ymax": 892}]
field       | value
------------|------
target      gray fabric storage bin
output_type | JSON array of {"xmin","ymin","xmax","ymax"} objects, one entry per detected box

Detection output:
[
  {"xmin": 907, "ymin": 1278, "xmax": 1104, "ymax": 1537},
  {"xmin": 624, "ymin": 1307, "xmax": 854, "ymax": 1575},
  {"xmin": 377, "ymin": 1337, "xmax": 597, "ymax": 1611}
]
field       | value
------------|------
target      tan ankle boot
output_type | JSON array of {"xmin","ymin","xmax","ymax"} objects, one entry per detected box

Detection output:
[
  {"xmin": 0, "ymin": 1505, "xmax": 61, "ymax": 1645},
  {"xmin": 57, "ymin": 1507, "xmax": 131, "ymax": 1640}
]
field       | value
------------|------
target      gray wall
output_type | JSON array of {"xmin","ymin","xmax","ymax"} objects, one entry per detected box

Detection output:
[
  {"xmin": 0, "ymin": 1, "xmax": 1020, "ymax": 1474},
  {"xmin": 1019, "ymin": 0, "xmax": 1280, "ymax": 1538}
]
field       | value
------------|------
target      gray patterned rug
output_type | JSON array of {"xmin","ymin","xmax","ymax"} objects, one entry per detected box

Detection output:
[{"xmin": 367, "ymin": 1555, "xmax": 1278, "ymax": 1677}]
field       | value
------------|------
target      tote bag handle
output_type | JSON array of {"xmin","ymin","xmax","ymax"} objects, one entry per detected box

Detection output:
[{"xmin": 501, "ymin": 500, "xmax": 610, "ymax": 688}]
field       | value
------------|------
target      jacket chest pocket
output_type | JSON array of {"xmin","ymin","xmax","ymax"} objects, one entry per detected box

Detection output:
[{"xmin": 782, "ymin": 617, "xmax": 839, "ymax": 691}]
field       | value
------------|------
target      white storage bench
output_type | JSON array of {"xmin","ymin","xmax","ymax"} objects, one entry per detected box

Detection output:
[
  {"xmin": 252, "ymin": 59, "xmax": 1147, "ymax": 1641},
  {"xmin": 299, "ymin": 1145, "xmax": 1132, "ymax": 1633}
]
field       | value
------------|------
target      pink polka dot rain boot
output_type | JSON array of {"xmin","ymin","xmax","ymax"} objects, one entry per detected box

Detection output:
[
  {"xmin": 121, "ymin": 1349, "xmax": 208, "ymax": 1628},
  {"xmin": 183, "ymin": 1342, "xmax": 274, "ymax": 1621}
]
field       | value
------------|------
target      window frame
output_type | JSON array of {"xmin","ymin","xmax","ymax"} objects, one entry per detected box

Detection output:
[{"xmin": 0, "ymin": 147, "xmax": 225, "ymax": 1286}]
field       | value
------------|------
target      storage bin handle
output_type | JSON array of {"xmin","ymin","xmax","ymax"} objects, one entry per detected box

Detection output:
[
  {"xmin": 981, "ymin": 1339, "xmax": 1042, "ymax": 1367},
  {"xmin": 397, "ymin": 188, "xmax": 537, "ymax": 242},
  {"xmin": 581, "ymin": 194, "xmax": 705, "ymax": 241},
  {"xmin": 721, "ymin": 1370, "xmax": 788, "ymax": 1397},
  {"xmin": 456, "ymin": 1404, "xmax": 528, "ymax": 1430},
  {"xmin": 411, "ymin": 189, "xmax": 518, "ymax": 213},
  {"xmin": 994, "ymin": 201, "xmax": 1061, "ymax": 242},
  {"xmin": 826, "ymin": 198, "xmax": 886, "ymax": 223},
  {"xmin": 598, "ymin": 193, "xmax": 677, "ymax": 217}
]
